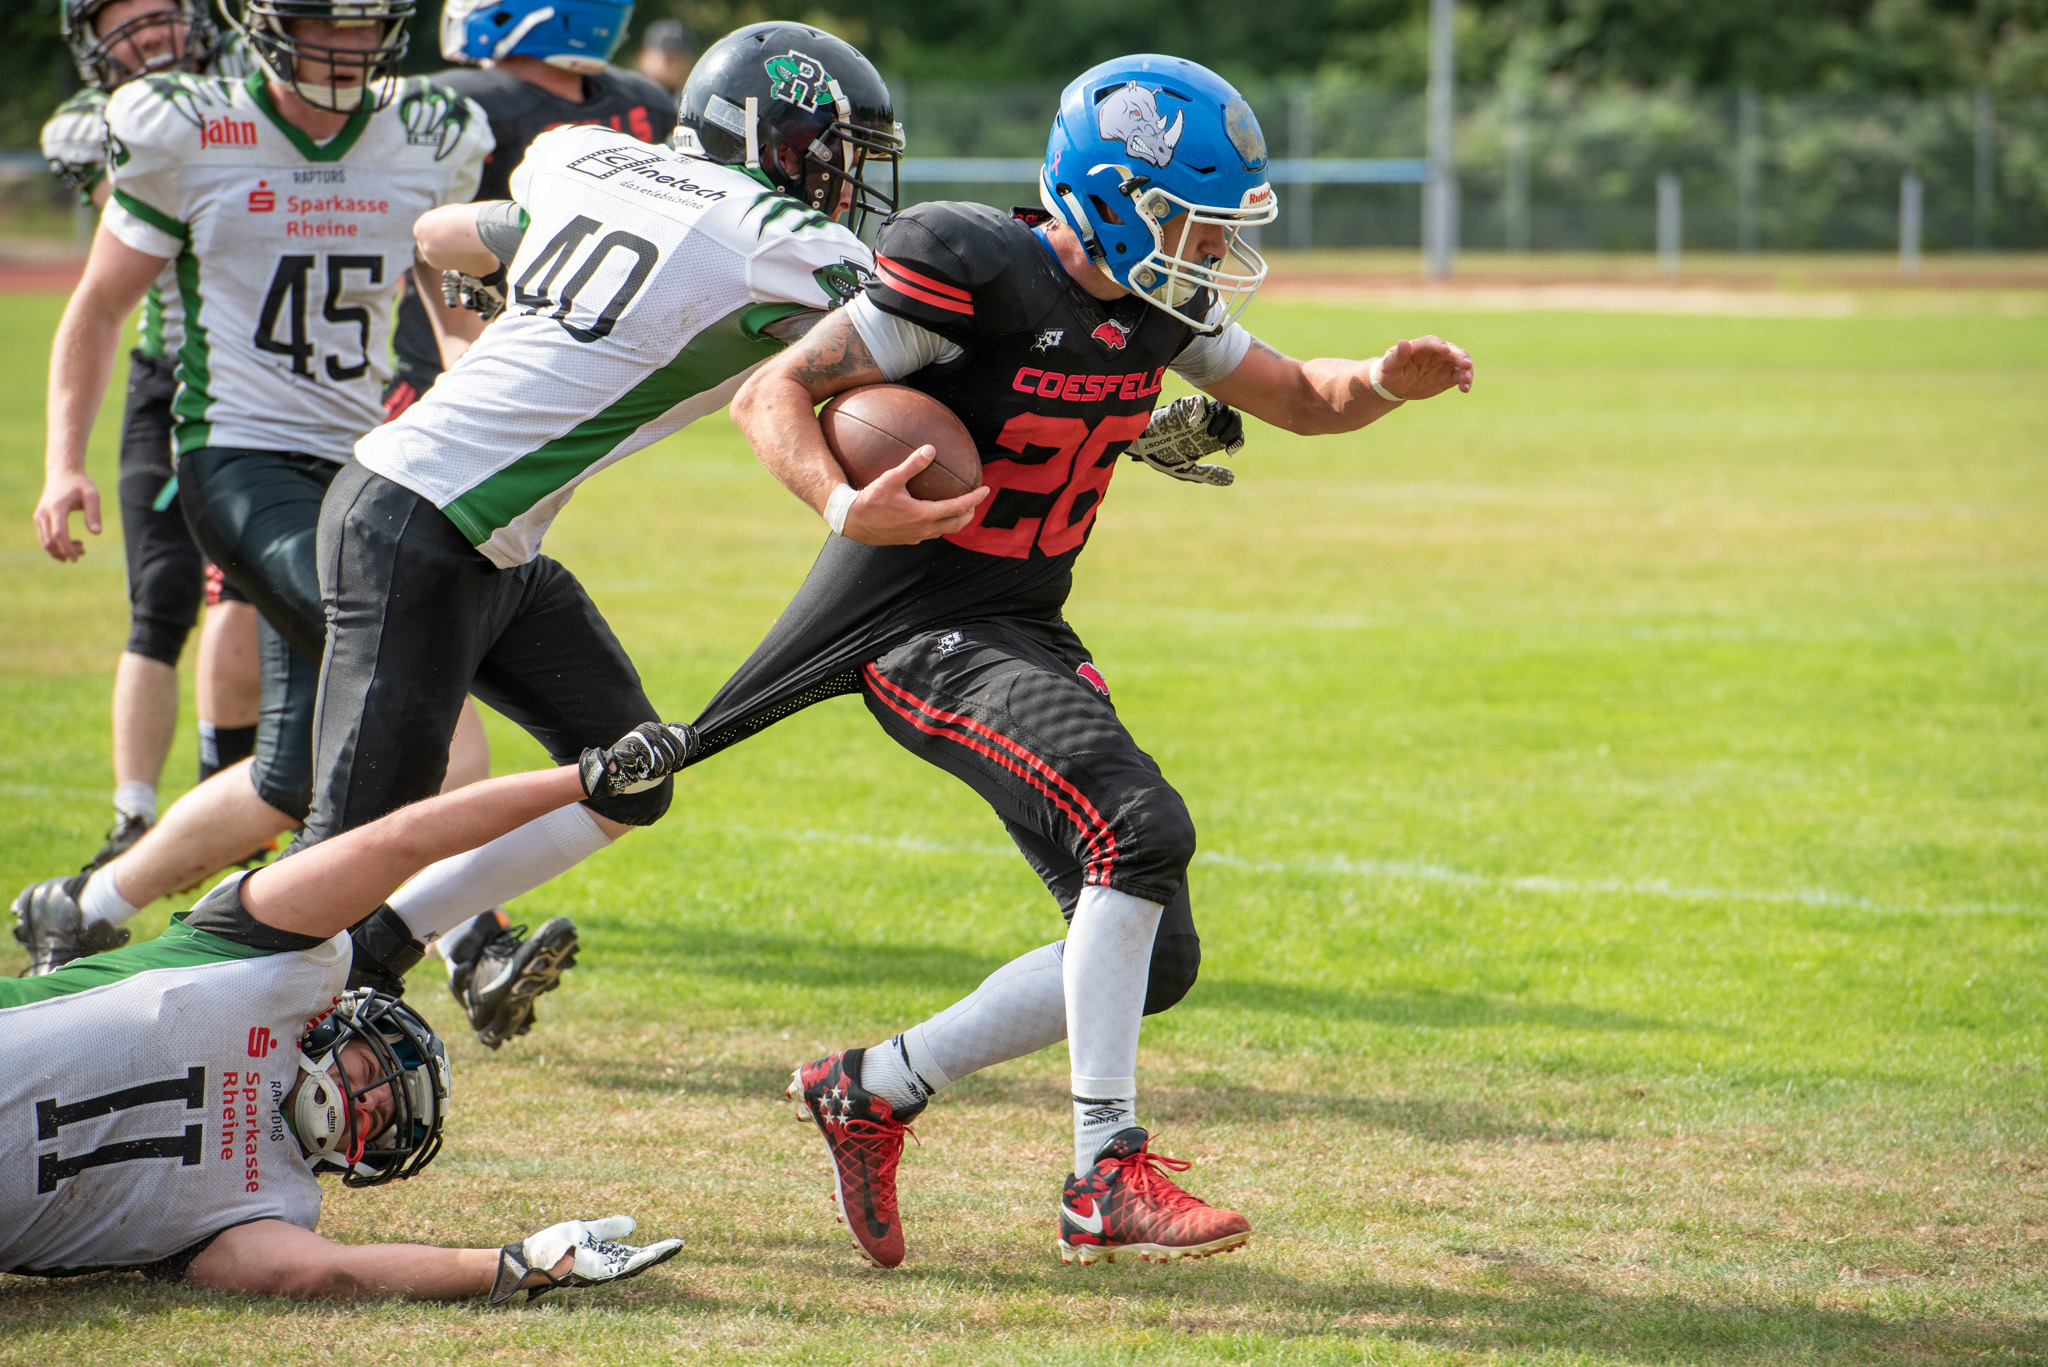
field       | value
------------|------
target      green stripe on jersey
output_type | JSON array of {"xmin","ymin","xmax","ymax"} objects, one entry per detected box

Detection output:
[
  {"xmin": 140, "ymin": 282, "xmax": 165, "ymax": 359},
  {"xmin": 441, "ymin": 301, "xmax": 808, "ymax": 547},
  {"xmin": 170, "ymin": 244, "xmax": 213, "ymax": 456},
  {"xmin": 112, "ymin": 188, "xmax": 188, "ymax": 242},
  {"xmin": 0, "ymin": 915, "xmax": 278, "ymax": 1010}
]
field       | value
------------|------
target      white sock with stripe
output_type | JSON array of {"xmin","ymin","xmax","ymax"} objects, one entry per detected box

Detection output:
[
  {"xmin": 860, "ymin": 941, "xmax": 1069, "ymax": 1114},
  {"xmin": 1063, "ymin": 884, "xmax": 1163, "ymax": 1174}
]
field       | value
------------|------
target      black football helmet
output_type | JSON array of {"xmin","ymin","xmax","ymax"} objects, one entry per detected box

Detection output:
[
  {"xmin": 671, "ymin": 21, "xmax": 902, "ymax": 235},
  {"xmin": 64, "ymin": 0, "xmax": 217, "ymax": 91},
  {"xmin": 292, "ymin": 989, "xmax": 451, "ymax": 1188},
  {"xmin": 220, "ymin": 0, "xmax": 414, "ymax": 113}
]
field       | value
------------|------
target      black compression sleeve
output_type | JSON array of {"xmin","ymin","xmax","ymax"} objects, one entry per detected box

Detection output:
[{"xmin": 184, "ymin": 875, "xmax": 329, "ymax": 952}]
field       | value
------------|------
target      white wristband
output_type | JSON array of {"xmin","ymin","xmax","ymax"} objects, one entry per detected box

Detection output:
[
  {"xmin": 823, "ymin": 482, "xmax": 857, "ymax": 537},
  {"xmin": 1369, "ymin": 358, "xmax": 1404, "ymax": 403}
]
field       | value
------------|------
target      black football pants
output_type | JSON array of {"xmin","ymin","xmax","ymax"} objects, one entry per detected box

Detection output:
[
  {"xmin": 299, "ymin": 462, "xmax": 669, "ymax": 846},
  {"xmin": 175, "ymin": 446, "xmax": 336, "ymax": 819}
]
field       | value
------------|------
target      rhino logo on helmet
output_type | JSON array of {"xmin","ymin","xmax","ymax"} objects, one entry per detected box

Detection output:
[{"xmin": 1095, "ymin": 81, "xmax": 1184, "ymax": 168}]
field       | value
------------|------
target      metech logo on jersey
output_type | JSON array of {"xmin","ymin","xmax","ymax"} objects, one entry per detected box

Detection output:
[
  {"xmin": 247, "ymin": 180, "xmax": 275, "ymax": 212},
  {"xmin": 203, "ymin": 116, "xmax": 258, "ymax": 149}
]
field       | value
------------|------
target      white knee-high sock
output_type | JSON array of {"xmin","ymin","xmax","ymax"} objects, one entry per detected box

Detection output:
[
  {"xmin": 861, "ymin": 942, "xmax": 1069, "ymax": 1113},
  {"xmin": 387, "ymin": 804, "xmax": 613, "ymax": 942},
  {"xmin": 1063, "ymin": 884, "xmax": 1163, "ymax": 1174}
]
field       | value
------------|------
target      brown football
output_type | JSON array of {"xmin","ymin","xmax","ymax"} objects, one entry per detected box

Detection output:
[{"xmin": 819, "ymin": 384, "xmax": 983, "ymax": 502}]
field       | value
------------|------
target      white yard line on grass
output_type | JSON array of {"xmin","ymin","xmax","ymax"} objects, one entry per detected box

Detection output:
[{"xmin": 697, "ymin": 823, "xmax": 2039, "ymax": 920}]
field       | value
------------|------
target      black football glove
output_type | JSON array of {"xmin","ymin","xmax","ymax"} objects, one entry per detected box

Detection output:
[
  {"xmin": 1127, "ymin": 396, "xmax": 1246, "ymax": 487},
  {"xmin": 579, "ymin": 722, "xmax": 698, "ymax": 799},
  {"xmin": 441, "ymin": 267, "xmax": 507, "ymax": 323},
  {"xmin": 489, "ymin": 1216, "xmax": 684, "ymax": 1306}
]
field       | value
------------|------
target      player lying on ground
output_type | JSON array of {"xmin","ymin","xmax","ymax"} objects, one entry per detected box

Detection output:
[
  {"xmin": 315, "ymin": 23, "xmax": 900, "ymax": 1036},
  {"xmin": 707, "ymin": 53, "xmax": 1473, "ymax": 1268},
  {"xmin": 18, "ymin": 0, "xmax": 509, "ymax": 1027},
  {"xmin": 0, "ymin": 724, "xmax": 692, "ymax": 1301}
]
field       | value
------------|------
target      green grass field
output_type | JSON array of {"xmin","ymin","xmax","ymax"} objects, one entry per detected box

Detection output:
[{"xmin": 0, "ymin": 287, "xmax": 2043, "ymax": 1365}]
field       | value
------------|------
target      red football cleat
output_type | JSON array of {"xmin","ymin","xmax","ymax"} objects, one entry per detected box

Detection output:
[
  {"xmin": 1058, "ymin": 1128, "xmax": 1250, "ymax": 1265},
  {"xmin": 788, "ymin": 1049, "xmax": 918, "ymax": 1268}
]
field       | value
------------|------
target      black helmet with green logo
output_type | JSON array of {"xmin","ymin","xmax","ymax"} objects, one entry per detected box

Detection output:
[{"xmin": 672, "ymin": 21, "xmax": 903, "ymax": 235}]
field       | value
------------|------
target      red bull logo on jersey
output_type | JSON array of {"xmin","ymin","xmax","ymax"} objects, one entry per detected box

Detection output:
[
  {"xmin": 202, "ymin": 116, "xmax": 258, "ymax": 149},
  {"xmin": 1091, "ymin": 319, "xmax": 1132, "ymax": 351},
  {"xmin": 1076, "ymin": 662, "xmax": 1110, "ymax": 697}
]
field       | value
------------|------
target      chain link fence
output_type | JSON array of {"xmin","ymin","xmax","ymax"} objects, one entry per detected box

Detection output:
[{"xmin": 892, "ymin": 78, "xmax": 2048, "ymax": 253}]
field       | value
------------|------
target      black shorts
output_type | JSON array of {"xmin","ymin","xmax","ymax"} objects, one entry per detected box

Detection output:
[
  {"xmin": 177, "ymin": 448, "xmax": 338, "ymax": 819},
  {"xmin": 693, "ymin": 604, "xmax": 1203, "ymax": 1010},
  {"xmin": 300, "ymin": 462, "xmax": 669, "ymax": 844},
  {"xmin": 115, "ymin": 351, "xmax": 244, "ymax": 663}
]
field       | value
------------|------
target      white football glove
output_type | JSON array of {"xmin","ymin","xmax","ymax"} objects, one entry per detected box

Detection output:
[
  {"xmin": 1126, "ymin": 395, "xmax": 1246, "ymax": 487},
  {"xmin": 41, "ymin": 93, "xmax": 110, "ymax": 195},
  {"xmin": 489, "ymin": 1215, "xmax": 685, "ymax": 1305},
  {"xmin": 441, "ymin": 267, "xmax": 507, "ymax": 322}
]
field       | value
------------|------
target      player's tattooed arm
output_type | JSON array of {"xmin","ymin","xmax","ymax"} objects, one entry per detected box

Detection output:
[
  {"xmin": 730, "ymin": 311, "xmax": 987, "ymax": 545},
  {"xmin": 1202, "ymin": 333, "xmax": 1474, "ymax": 436}
]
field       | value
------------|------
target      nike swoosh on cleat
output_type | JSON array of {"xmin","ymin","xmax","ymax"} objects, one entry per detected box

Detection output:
[{"xmin": 1061, "ymin": 1200, "xmax": 1104, "ymax": 1235}]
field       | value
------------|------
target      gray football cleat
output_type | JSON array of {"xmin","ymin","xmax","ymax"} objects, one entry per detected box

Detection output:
[
  {"xmin": 11, "ymin": 874, "xmax": 129, "ymax": 976},
  {"xmin": 454, "ymin": 917, "xmax": 580, "ymax": 1049}
]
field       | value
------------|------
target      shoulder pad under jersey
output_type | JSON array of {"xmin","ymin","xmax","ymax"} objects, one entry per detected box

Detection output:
[{"xmin": 868, "ymin": 201, "xmax": 1051, "ymax": 343}]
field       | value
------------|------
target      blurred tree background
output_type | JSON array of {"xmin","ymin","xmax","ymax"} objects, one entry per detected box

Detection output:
[{"xmin": 6, "ymin": 0, "xmax": 2046, "ymax": 147}]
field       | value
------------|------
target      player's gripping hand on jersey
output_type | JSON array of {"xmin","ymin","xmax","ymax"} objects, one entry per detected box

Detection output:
[{"xmin": 728, "ymin": 310, "xmax": 989, "ymax": 546}]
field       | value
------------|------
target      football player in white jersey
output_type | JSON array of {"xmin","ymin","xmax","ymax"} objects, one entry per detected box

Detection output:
[
  {"xmin": 0, "ymin": 723, "xmax": 692, "ymax": 1301},
  {"xmin": 21, "ymin": 0, "xmax": 496, "ymax": 982},
  {"xmin": 31, "ymin": 0, "xmax": 269, "ymax": 902},
  {"xmin": 309, "ymin": 25, "xmax": 920, "ymax": 1027}
]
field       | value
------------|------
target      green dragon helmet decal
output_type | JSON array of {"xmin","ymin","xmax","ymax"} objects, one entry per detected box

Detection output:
[{"xmin": 763, "ymin": 50, "xmax": 835, "ymax": 108}]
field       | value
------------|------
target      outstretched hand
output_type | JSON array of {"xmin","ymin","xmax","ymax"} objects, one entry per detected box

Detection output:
[
  {"xmin": 1374, "ymin": 335, "xmax": 1475, "ymax": 402},
  {"xmin": 841, "ymin": 445, "xmax": 989, "ymax": 545}
]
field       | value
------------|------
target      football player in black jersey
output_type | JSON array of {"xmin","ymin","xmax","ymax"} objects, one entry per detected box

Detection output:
[
  {"xmin": 713, "ymin": 55, "xmax": 1474, "ymax": 1269},
  {"xmin": 382, "ymin": 0, "xmax": 675, "ymax": 421}
]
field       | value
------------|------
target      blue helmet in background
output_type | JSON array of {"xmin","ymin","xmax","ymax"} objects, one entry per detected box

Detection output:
[
  {"xmin": 1041, "ymin": 55, "xmax": 1277, "ymax": 333},
  {"xmin": 440, "ymin": 0, "xmax": 633, "ymax": 73}
]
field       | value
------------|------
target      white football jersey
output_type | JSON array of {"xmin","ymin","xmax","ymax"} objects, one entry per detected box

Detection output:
[
  {"xmin": 103, "ymin": 70, "xmax": 493, "ymax": 461},
  {"xmin": 355, "ymin": 124, "xmax": 874, "ymax": 568},
  {"xmin": 0, "ymin": 916, "xmax": 349, "ymax": 1274}
]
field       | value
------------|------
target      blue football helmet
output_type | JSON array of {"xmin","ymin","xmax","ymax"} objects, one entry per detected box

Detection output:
[
  {"xmin": 1040, "ymin": 55, "xmax": 1277, "ymax": 333},
  {"xmin": 440, "ymin": 0, "xmax": 632, "ymax": 73}
]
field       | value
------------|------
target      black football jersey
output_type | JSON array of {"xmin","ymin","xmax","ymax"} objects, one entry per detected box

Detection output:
[
  {"xmin": 689, "ymin": 202, "xmax": 1207, "ymax": 753},
  {"xmin": 434, "ymin": 64, "xmax": 676, "ymax": 202},
  {"xmin": 869, "ymin": 201, "xmax": 1199, "ymax": 585},
  {"xmin": 389, "ymin": 64, "xmax": 678, "ymax": 394}
]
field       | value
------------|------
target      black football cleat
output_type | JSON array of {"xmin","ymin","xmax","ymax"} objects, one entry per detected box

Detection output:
[
  {"xmin": 11, "ymin": 874, "xmax": 129, "ymax": 976},
  {"xmin": 456, "ymin": 917, "xmax": 579, "ymax": 1049}
]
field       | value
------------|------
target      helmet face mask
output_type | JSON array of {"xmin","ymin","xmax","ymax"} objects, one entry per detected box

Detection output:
[
  {"xmin": 226, "ymin": 0, "xmax": 415, "ymax": 114},
  {"xmin": 439, "ymin": 0, "xmax": 632, "ymax": 74},
  {"xmin": 1040, "ymin": 57, "xmax": 1277, "ymax": 333},
  {"xmin": 671, "ymin": 23, "xmax": 903, "ymax": 237},
  {"xmin": 291, "ymin": 989, "xmax": 450, "ymax": 1187},
  {"xmin": 64, "ymin": 0, "xmax": 217, "ymax": 92}
]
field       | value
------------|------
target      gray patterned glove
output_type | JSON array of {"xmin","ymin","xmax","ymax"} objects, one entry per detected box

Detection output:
[
  {"xmin": 1126, "ymin": 395, "xmax": 1246, "ymax": 487},
  {"xmin": 579, "ymin": 722, "xmax": 698, "ymax": 799},
  {"xmin": 489, "ymin": 1215, "xmax": 684, "ymax": 1305},
  {"xmin": 41, "ymin": 91, "xmax": 110, "ymax": 196},
  {"xmin": 441, "ymin": 267, "xmax": 507, "ymax": 322}
]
